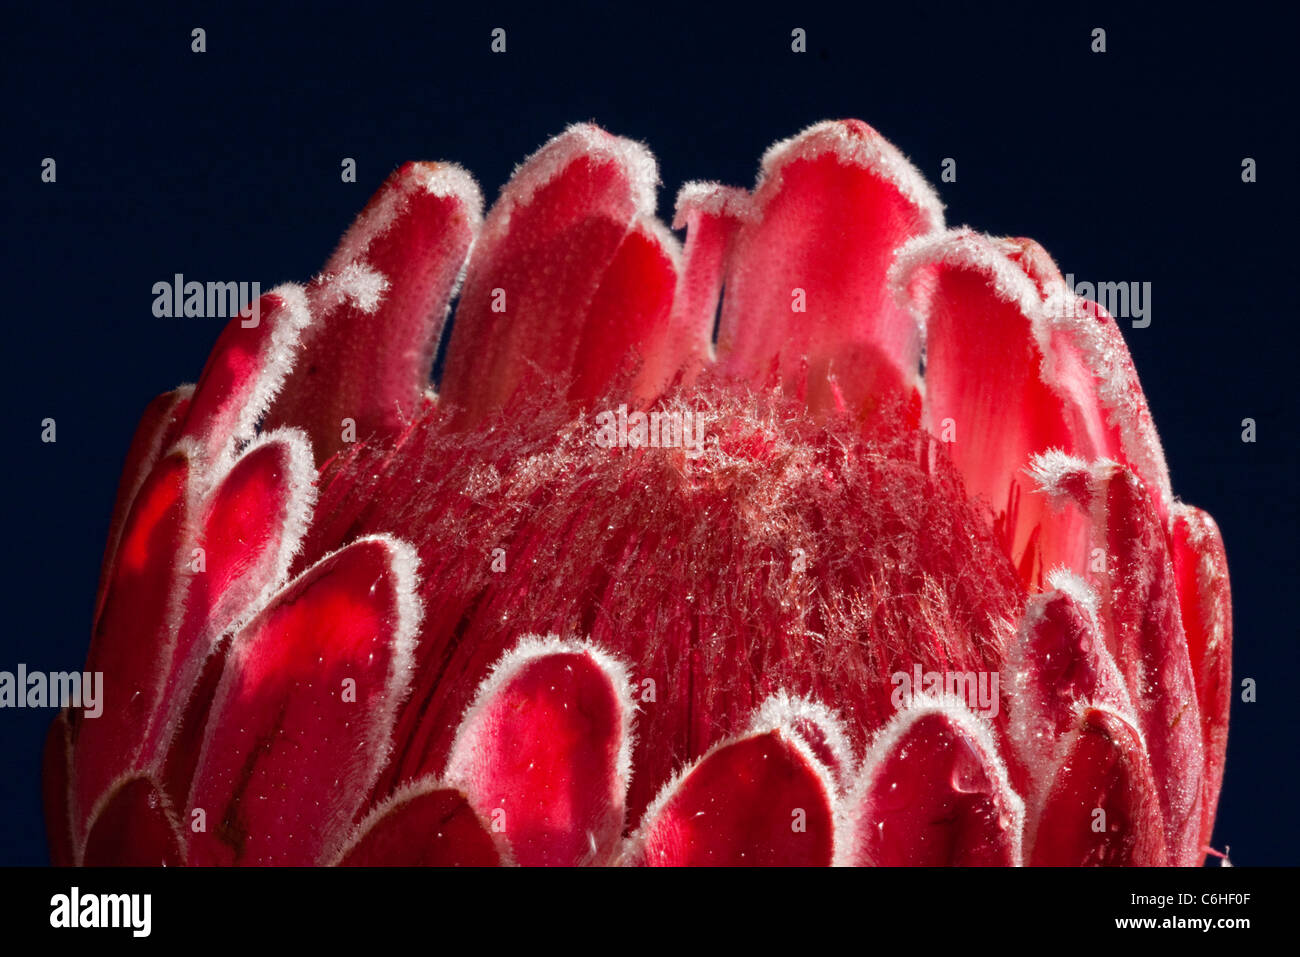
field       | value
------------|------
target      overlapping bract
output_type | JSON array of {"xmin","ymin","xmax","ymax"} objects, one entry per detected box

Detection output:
[{"xmin": 48, "ymin": 120, "xmax": 1230, "ymax": 867}]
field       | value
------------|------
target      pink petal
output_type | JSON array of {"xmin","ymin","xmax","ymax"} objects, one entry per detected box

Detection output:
[
  {"xmin": 749, "ymin": 692, "xmax": 855, "ymax": 791},
  {"xmin": 569, "ymin": 219, "xmax": 679, "ymax": 404},
  {"xmin": 1029, "ymin": 707, "xmax": 1168, "ymax": 866},
  {"xmin": 1004, "ymin": 571, "xmax": 1133, "ymax": 788},
  {"xmin": 140, "ymin": 431, "xmax": 317, "ymax": 770},
  {"xmin": 1021, "ymin": 448, "xmax": 1097, "ymax": 585},
  {"xmin": 652, "ymin": 181, "xmax": 752, "ymax": 387},
  {"xmin": 439, "ymin": 124, "xmax": 660, "ymax": 424},
  {"xmin": 999, "ymin": 235, "xmax": 1066, "ymax": 295},
  {"xmin": 894, "ymin": 231, "xmax": 1094, "ymax": 588},
  {"xmin": 1170, "ymin": 504, "xmax": 1232, "ymax": 857},
  {"xmin": 1091, "ymin": 465, "xmax": 1205, "ymax": 865},
  {"xmin": 159, "ymin": 634, "xmax": 230, "ymax": 814},
  {"xmin": 849, "ymin": 701, "xmax": 1023, "ymax": 866},
  {"xmin": 1016, "ymin": 452, "xmax": 1204, "ymax": 862},
  {"xmin": 999, "ymin": 239, "xmax": 1172, "ymax": 515},
  {"xmin": 629, "ymin": 723, "xmax": 838, "ymax": 867},
  {"xmin": 42, "ymin": 710, "xmax": 74, "ymax": 866},
  {"xmin": 82, "ymin": 775, "xmax": 186, "ymax": 867},
  {"xmin": 444, "ymin": 637, "xmax": 633, "ymax": 866},
  {"xmin": 717, "ymin": 120, "xmax": 941, "ymax": 420},
  {"xmin": 1042, "ymin": 289, "xmax": 1173, "ymax": 518},
  {"xmin": 898, "ymin": 234, "xmax": 1171, "ymax": 526},
  {"xmin": 999, "ymin": 240, "xmax": 1172, "ymax": 515},
  {"xmin": 93, "ymin": 387, "xmax": 193, "ymax": 629},
  {"xmin": 179, "ymin": 286, "xmax": 312, "ymax": 463},
  {"xmin": 73, "ymin": 444, "xmax": 195, "ymax": 841},
  {"xmin": 267, "ymin": 164, "xmax": 481, "ymax": 461},
  {"xmin": 186, "ymin": 535, "xmax": 421, "ymax": 865},
  {"xmin": 335, "ymin": 779, "xmax": 503, "ymax": 867}
]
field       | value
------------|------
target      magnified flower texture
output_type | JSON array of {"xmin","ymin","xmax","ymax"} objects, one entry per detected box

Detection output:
[{"xmin": 46, "ymin": 119, "xmax": 1231, "ymax": 867}]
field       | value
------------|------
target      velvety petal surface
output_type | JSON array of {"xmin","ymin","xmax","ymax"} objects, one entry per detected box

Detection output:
[
  {"xmin": 180, "ymin": 286, "xmax": 312, "ymax": 463},
  {"xmin": 93, "ymin": 387, "xmax": 193, "ymax": 628},
  {"xmin": 894, "ymin": 231, "xmax": 1091, "ymax": 587},
  {"xmin": 568, "ymin": 220, "xmax": 679, "ymax": 404},
  {"xmin": 74, "ymin": 445, "xmax": 195, "ymax": 840},
  {"xmin": 82, "ymin": 775, "xmax": 186, "ymax": 867},
  {"xmin": 630, "ymin": 724, "xmax": 837, "ymax": 867},
  {"xmin": 140, "ymin": 431, "xmax": 316, "ymax": 769},
  {"xmin": 1171, "ymin": 503, "xmax": 1232, "ymax": 856},
  {"xmin": 268, "ymin": 165, "xmax": 481, "ymax": 461},
  {"xmin": 654, "ymin": 181, "xmax": 752, "ymax": 388},
  {"xmin": 1030, "ymin": 707, "xmax": 1167, "ymax": 866},
  {"xmin": 849, "ymin": 702, "xmax": 1023, "ymax": 866},
  {"xmin": 440, "ymin": 125, "xmax": 662, "ymax": 423},
  {"xmin": 717, "ymin": 120, "xmax": 942, "ymax": 421},
  {"xmin": 1092, "ymin": 465, "xmax": 1205, "ymax": 864},
  {"xmin": 1004, "ymin": 572, "xmax": 1133, "ymax": 789},
  {"xmin": 187, "ymin": 536, "xmax": 421, "ymax": 865},
  {"xmin": 444, "ymin": 638, "xmax": 633, "ymax": 866},
  {"xmin": 336, "ymin": 780, "xmax": 502, "ymax": 867}
]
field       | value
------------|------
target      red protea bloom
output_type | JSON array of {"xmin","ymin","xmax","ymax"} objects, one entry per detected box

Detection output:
[{"xmin": 46, "ymin": 120, "xmax": 1232, "ymax": 867}]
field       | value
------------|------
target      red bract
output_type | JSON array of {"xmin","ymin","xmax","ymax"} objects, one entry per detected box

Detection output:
[{"xmin": 47, "ymin": 120, "xmax": 1232, "ymax": 867}]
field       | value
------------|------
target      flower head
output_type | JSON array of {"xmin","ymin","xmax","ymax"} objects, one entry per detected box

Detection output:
[{"xmin": 47, "ymin": 120, "xmax": 1231, "ymax": 867}]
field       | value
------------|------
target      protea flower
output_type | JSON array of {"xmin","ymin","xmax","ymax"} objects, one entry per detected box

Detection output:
[{"xmin": 46, "ymin": 120, "xmax": 1231, "ymax": 868}]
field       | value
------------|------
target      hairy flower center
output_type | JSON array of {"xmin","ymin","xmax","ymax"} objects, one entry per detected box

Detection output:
[{"xmin": 298, "ymin": 371, "xmax": 1026, "ymax": 822}]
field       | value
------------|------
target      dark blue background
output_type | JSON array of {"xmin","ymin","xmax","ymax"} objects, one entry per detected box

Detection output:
[{"xmin": 3, "ymin": 3, "xmax": 1295, "ymax": 864}]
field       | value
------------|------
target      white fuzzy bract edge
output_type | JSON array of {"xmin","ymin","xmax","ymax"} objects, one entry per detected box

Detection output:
[
  {"xmin": 890, "ymin": 227, "xmax": 1044, "ymax": 333},
  {"xmin": 184, "ymin": 533, "xmax": 424, "ymax": 865},
  {"xmin": 500, "ymin": 123, "xmax": 658, "ymax": 224},
  {"xmin": 625, "ymin": 696, "xmax": 844, "ymax": 865},
  {"xmin": 1024, "ymin": 448, "xmax": 1119, "ymax": 509},
  {"xmin": 332, "ymin": 162, "xmax": 484, "ymax": 268},
  {"xmin": 443, "ymin": 634, "xmax": 638, "ymax": 809},
  {"xmin": 748, "ymin": 691, "xmax": 855, "ymax": 790},
  {"xmin": 78, "ymin": 770, "xmax": 184, "ymax": 866},
  {"xmin": 758, "ymin": 120, "xmax": 945, "ymax": 233},
  {"xmin": 840, "ymin": 693, "xmax": 1026, "ymax": 867},
  {"xmin": 1043, "ymin": 566, "xmax": 1102, "ymax": 623},
  {"xmin": 672, "ymin": 180, "xmax": 754, "ymax": 228},
  {"xmin": 212, "ymin": 427, "xmax": 319, "ymax": 638},
  {"xmin": 314, "ymin": 262, "xmax": 390, "ymax": 315},
  {"xmin": 222, "ymin": 283, "xmax": 313, "ymax": 466},
  {"xmin": 325, "ymin": 775, "xmax": 515, "ymax": 867},
  {"xmin": 1040, "ymin": 288, "xmax": 1173, "ymax": 508}
]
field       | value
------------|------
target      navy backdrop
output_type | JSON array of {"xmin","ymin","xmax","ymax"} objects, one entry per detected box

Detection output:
[{"xmin": 3, "ymin": 2, "xmax": 1295, "ymax": 864}]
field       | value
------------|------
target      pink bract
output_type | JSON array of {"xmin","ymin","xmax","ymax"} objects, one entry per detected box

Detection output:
[{"xmin": 47, "ymin": 120, "xmax": 1232, "ymax": 867}]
